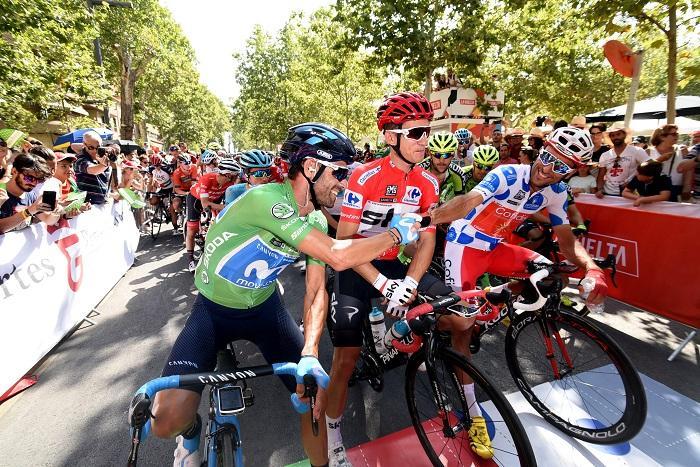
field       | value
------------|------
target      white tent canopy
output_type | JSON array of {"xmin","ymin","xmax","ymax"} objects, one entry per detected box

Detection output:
[
  {"xmin": 629, "ymin": 116, "xmax": 700, "ymax": 136},
  {"xmin": 586, "ymin": 94, "xmax": 700, "ymax": 121}
]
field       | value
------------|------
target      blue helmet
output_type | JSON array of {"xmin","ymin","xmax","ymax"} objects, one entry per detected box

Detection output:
[
  {"xmin": 454, "ymin": 128, "xmax": 472, "ymax": 144},
  {"xmin": 239, "ymin": 149, "xmax": 272, "ymax": 168},
  {"xmin": 280, "ymin": 122, "xmax": 355, "ymax": 166}
]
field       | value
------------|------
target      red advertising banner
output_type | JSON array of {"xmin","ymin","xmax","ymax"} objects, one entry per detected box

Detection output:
[{"xmin": 576, "ymin": 194, "xmax": 700, "ymax": 328}]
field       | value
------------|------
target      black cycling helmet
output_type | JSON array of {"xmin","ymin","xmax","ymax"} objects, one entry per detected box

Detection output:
[{"xmin": 280, "ymin": 122, "xmax": 355, "ymax": 166}]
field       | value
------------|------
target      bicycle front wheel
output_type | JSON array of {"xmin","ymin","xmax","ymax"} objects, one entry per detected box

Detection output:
[
  {"xmin": 505, "ymin": 310, "xmax": 646, "ymax": 444},
  {"xmin": 214, "ymin": 429, "xmax": 238, "ymax": 467},
  {"xmin": 150, "ymin": 205, "xmax": 163, "ymax": 240},
  {"xmin": 406, "ymin": 347, "xmax": 536, "ymax": 466}
]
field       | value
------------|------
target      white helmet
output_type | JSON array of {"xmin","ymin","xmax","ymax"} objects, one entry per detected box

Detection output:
[{"xmin": 546, "ymin": 126, "xmax": 593, "ymax": 164}]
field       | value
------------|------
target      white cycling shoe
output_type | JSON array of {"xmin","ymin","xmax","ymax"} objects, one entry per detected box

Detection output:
[
  {"xmin": 328, "ymin": 442, "xmax": 353, "ymax": 467},
  {"xmin": 173, "ymin": 435, "xmax": 201, "ymax": 467},
  {"xmin": 188, "ymin": 259, "xmax": 197, "ymax": 274}
]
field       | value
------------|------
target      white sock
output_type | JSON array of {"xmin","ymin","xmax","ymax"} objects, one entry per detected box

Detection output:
[
  {"xmin": 463, "ymin": 383, "xmax": 482, "ymax": 417},
  {"xmin": 326, "ymin": 414, "xmax": 343, "ymax": 447}
]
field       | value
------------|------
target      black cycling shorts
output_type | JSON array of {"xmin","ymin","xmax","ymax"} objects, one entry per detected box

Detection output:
[
  {"xmin": 328, "ymin": 260, "xmax": 407, "ymax": 347},
  {"xmin": 161, "ymin": 292, "xmax": 303, "ymax": 394},
  {"xmin": 186, "ymin": 193, "xmax": 203, "ymax": 224}
]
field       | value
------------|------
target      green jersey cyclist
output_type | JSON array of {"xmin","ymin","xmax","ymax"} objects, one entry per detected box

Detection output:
[{"xmin": 151, "ymin": 122, "xmax": 423, "ymax": 467}]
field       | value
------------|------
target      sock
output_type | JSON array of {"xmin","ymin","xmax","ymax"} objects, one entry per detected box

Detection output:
[
  {"xmin": 463, "ymin": 383, "xmax": 482, "ymax": 418},
  {"xmin": 326, "ymin": 414, "xmax": 343, "ymax": 447},
  {"xmin": 181, "ymin": 414, "xmax": 202, "ymax": 453}
]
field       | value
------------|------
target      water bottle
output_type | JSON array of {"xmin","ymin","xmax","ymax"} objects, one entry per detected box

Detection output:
[
  {"xmin": 580, "ymin": 278, "xmax": 605, "ymax": 314},
  {"xmin": 369, "ymin": 307, "xmax": 387, "ymax": 354},
  {"xmin": 384, "ymin": 319, "xmax": 410, "ymax": 349}
]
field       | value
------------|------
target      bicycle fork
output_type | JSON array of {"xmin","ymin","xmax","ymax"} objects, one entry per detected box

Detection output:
[{"xmin": 538, "ymin": 315, "xmax": 574, "ymax": 379}]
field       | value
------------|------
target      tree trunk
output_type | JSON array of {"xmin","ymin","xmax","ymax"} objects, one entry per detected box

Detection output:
[
  {"xmin": 120, "ymin": 68, "xmax": 137, "ymax": 140},
  {"xmin": 666, "ymin": 3, "xmax": 677, "ymax": 123}
]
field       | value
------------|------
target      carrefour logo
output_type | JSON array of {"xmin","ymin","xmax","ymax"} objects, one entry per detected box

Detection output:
[
  {"xmin": 342, "ymin": 189, "xmax": 363, "ymax": 209},
  {"xmin": 402, "ymin": 186, "xmax": 422, "ymax": 205}
]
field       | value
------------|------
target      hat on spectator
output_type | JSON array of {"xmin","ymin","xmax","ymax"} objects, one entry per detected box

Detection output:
[
  {"xmin": 509, "ymin": 127, "xmax": 525, "ymax": 137},
  {"xmin": 55, "ymin": 152, "xmax": 77, "ymax": 162},
  {"xmin": 168, "ymin": 145, "xmax": 179, "ymax": 152},
  {"xmin": 691, "ymin": 130, "xmax": 700, "ymax": 138},
  {"xmin": 570, "ymin": 115, "xmax": 587, "ymax": 129},
  {"xmin": 121, "ymin": 160, "xmax": 137, "ymax": 169},
  {"xmin": 528, "ymin": 128, "xmax": 545, "ymax": 139},
  {"xmin": 607, "ymin": 121, "xmax": 630, "ymax": 135}
]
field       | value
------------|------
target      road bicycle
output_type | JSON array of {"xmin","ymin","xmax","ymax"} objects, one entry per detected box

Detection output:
[
  {"xmin": 337, "ymin": 279, "xmax": 537, "ymax": 466},
  {"xmin": 447, "ymin": 259, "xmax": 645, "ymax": 445},
  {"xmin": 143, "ymin": 191, "xmax": 172, "ymax": 240},
  {"xmin": 127, "ymin": 346, "xmax": 318, "ymax": 467}
]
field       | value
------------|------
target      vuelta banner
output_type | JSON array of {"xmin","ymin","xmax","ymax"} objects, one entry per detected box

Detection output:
[
  {"xmin": 0, "ymin": 202, "xmax": 139, "ymax": 398},
  {"xmin": 576, "ymin": 194, "xmax": 700, "ymax": 328}
]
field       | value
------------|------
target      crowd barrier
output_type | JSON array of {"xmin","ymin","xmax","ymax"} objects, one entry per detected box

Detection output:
[
  {"xmin": 576, "ymin": 194, "xmax": 700, "ymax": 329},
  {"xmin": 0, "ymin": 201, "xmax": 139, "ymax": 398}
]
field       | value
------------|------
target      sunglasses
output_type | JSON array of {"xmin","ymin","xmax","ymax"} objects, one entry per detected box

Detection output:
[
  {"xmin": 474, "ymin": 162, "xmax": 494, "ymax": 171},
  {"xmin": 21, "ymin": 172, "xmax": 45, "ymax": 184},
  {"xmin": 85, "ymin": 144, "xmax": 100, "ymax": 150},
  {"xmin": 385, "ymin": 126, "xmax": 431, "ymax": 140},
  {"xmin": 315, "ymin": 159, "xmax": 349, "ymax": 181},
  {"xmin": 538, "ymin": 150, "xmax": 575, "ymax": 175},
  {"xmin": 431, "ymin": 152, "xmax": 454, "ymax": 159},
  {"xmin": 250, "ymin": 169, "xmax": 271, "ymax": 178}
]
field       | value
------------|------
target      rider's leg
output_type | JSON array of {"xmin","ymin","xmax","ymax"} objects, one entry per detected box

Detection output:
[
  {"xmin": 171, "ymin": 196, "xmax": 181, "ymax": 228},
  {"xmin": 184, "ymin": 194, "xmax": 200, "ymax": 265},
  {"xmin": 152, "ymin": 294, "xmax": 220, "ymax": 464}
]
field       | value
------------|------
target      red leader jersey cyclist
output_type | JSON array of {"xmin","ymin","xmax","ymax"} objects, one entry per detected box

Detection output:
[
  {"xmin": 184, "ymin": 157, "xmax": 240, "ymax": 272},
  {"xmin": 171, "ymin": 153, "xmax": 199, "ymax": 233},
  {"xmin": 326, "ymin": 92, "xmax": 481, "ymax": 466}
]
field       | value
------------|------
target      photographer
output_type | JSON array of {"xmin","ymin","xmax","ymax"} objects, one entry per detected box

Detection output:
[{"xmin": 74, "ymin": 131, "xmax": 114, "ymax": 205}]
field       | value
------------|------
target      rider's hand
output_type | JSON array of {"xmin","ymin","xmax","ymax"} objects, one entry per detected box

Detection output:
[
  {"xmin": 389, "ymin": 213, "xmax": 421, "ymax": 244},
  {"xmin": 293, "ymin": 356, "xmax": 329, "ymax": 419},
  {"xmin": 386, "ymin": 301, "xmax": 408, "ymax": 318},
  {"xmin": 374, "ymin": 275, "xmax": 418, "ymax": 305},
  {"xmin": 580, "ymin": 269, "xmax": 607, "ymax": 304},
  {"xmin": 572, "ymin": 223, "xmax": 587, "ymax": 237}
]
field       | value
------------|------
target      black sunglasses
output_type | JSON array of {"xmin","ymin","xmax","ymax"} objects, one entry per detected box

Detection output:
[{"xmin": 85, "ymin": 144, "xmax": 99, "ymax": 150}]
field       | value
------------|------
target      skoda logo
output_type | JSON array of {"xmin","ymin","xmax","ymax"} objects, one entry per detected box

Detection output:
[{"xmin": 271, "ymin": 202, "xmax": 295, "ymax": 219}]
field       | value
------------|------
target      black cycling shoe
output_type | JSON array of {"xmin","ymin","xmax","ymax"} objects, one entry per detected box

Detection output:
[{"xmin": 469, "ymin": 332, "xmax": 481, "ymax": 354}]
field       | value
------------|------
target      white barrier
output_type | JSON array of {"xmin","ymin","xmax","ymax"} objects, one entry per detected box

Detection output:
[{"xmin": 0, "ymin": 201, "xmax": 139, "ymax": 397}]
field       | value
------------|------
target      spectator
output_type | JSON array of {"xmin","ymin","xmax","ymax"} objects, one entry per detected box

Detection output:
[
  {"xmin": 632, "ymin": 135, "xmax": 649, "ymax": 152},
  {"xmin": 0, "ymin": 135, "xmax": 11, "ymax": 179},
  {"xmin": 622, "ymin": 159, "xmax": 671, "ymax": 206},
  {"xmin": 29, "ymin": 145, "xmax": 58, "ymax": 198},
  {"xmin": 689, "ymin": 139, "xmax": 700, "ymax": 202},
  {"xmin": 52, "ymin": 152, "xmax": 79, "ymax": 198},
  {"xmin": 74, "ymin": 130, "xmax": 112, "ymax": 205},
  {"xmin": 506, "ymin": 127, "xmax": 525, "ymax": 161},
  {"xmin": 119, "ymin": 159, "xmax": 145, "ymax": 191},
  {"xmin": 649, "ymin": 124, "xmax": 697, "ymax": 202},
  {"xmin": 526, "ymin": 128, "xmax": 545, "ymax": 151},
  {"xmin": 553, "ymin": 119, "xmax": 568, "ymax": 131},
  {"xmin": 497, "ymin": 142, "xmax": 519, "ymax": 166},
  {"xmin": 362, "ymin": 143, "xmax": 373, "ymax": 161},
  {"xmin": 568, "ymin": 163, "xmax": 597, "ymax": 194},
  {"xmin": 596, "ymin": 123, "xmax": 650, "ymax": 197},
  {"xmin": 570, "ymin": 115, "xmax": 587, "ymax": 130},
  {"xmin": 0, "ymin": 153, "xmax": 57, "ymax": 233},
  {"xmin": 589, "ymin": 122, "xmax": 610, "ymax": 179},
  {"xmin": 489, "ymin": 123, "xmax": 504, "ymax": 147},
  {"xmin": 518, "ymin": 146, "xmax": 536, "ymax": 164}
]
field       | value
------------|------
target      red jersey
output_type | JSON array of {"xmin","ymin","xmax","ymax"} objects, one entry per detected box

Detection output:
[
  {"xmin": 340, "ymin": 156, "xmax": 439, "ymax": 259},
  {"xmin": 173, "ymin": 164, "xmax": 199, "ymax": 191},
  {"xmin": 190, "ymin": 172, "xmax": 235, "ymax": 201}
]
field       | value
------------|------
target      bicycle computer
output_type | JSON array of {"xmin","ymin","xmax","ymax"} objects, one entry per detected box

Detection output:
[{"xmin": 216, "ymin": 385, "xmax": 245, "ymax": 415}]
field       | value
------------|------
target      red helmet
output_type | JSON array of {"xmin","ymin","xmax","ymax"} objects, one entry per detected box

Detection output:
[
  {"xmin": 376, "ymin": 92, "xmax": 434, "ymax": 131},
  {"xmin": 150, "ymin": 155, "xmax": 164, "ymax": 166}
]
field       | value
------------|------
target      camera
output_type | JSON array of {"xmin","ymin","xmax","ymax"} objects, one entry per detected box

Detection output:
[
  {"xmin": 97, "ymin": 147, "xmax": 107, "ymax": 156},
  {"xmin": 108, "ymin": 153, "xmax": 118, "ymax": 162}
]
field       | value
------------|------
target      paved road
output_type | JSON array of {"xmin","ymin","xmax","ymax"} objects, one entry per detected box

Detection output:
[{"xmin": 0, "ymin": 228, "xmax": 698, "ymax": 466}]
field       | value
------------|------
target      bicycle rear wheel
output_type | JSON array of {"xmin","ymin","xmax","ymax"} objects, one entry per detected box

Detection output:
[
  {"xmin": 150, "ymin": 204, "xmax": 163, "ymax": 240},
  {"xmin": 505, "ymin": 309, "xmax": 646, "ymax": 444},
  {"xmin": 406, "ymin": 347, "xmax": 536, "ymax": 466}
]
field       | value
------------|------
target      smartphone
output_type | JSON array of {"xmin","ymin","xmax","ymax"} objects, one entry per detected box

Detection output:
[{"xmin": 42, "ymin": 190, "xmax": 57, "ymax": 210}]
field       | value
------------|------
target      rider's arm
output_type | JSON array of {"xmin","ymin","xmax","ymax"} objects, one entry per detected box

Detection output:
[
  {"xmin": 298, "ymin": 227, "xmax": 399, "ymax": 272},
  {"xmin": 555, "ymin": 225, "xmax": 602, "ymax": 273},
  {"xmin": 429, "ymin": 190, "xmax": 484, "ymax": 225},
  {"xmin": 300, "ymin": 262, "xmax": 327, "ymax": 358},
  {"xmin": 200, "ymin": 196, "xmax": 225, "ymax": 212},
  {"xmin": 334, "ymin": 218, "xmax": 385, "ymax": 284}
]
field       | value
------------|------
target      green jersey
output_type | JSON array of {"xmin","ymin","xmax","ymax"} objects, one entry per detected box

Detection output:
[
  {"xmin": 194, "ymin": 180, "xmax": 327, "ymax": 309},
  {"xmin": 462, "ymin": 165, "xmax": 480, "ymax": 192}
]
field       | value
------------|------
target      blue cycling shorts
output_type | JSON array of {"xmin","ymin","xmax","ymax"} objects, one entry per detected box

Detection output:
[{"xmin": 161, "ymin": 292, "xmax": 303, "ymax": 393}]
